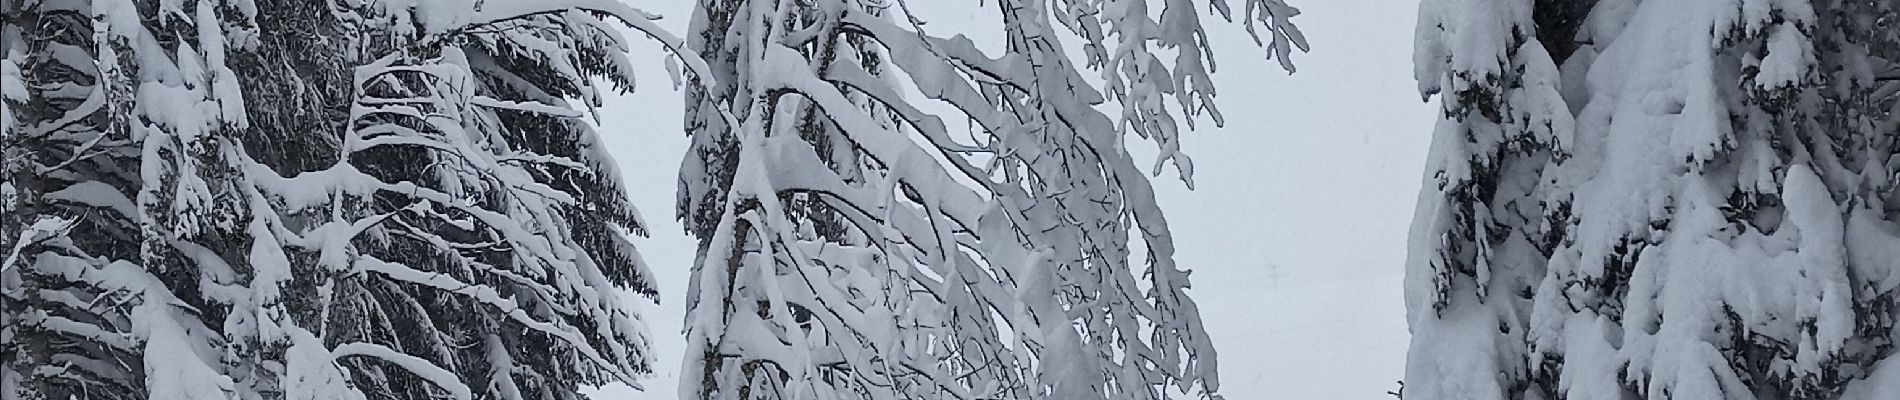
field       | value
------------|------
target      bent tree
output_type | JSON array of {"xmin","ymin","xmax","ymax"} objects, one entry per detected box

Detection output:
[{"xmin": 674, "ymin": 0, "xmax": 1306, "ymax": 399}]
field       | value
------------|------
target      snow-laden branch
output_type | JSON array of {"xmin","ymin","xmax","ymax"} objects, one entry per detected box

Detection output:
[
  {"xmin": 332, "ymin": 342, "xmax": 473, "ymax": 400},
  {"xmin": 354, "ymin": 256, "xmax": 637, "ymax": 385}
]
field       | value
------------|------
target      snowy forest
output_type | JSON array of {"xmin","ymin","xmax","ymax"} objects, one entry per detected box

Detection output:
[{"xmin": 3, "ymin": 0, "xmax": 1900, "ymax": 400}]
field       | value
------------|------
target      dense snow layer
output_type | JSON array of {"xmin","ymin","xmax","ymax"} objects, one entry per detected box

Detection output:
[
  {"xmin": 1407, "ymin": 0, "xmax": 1900, "ymax": 398},
  {"xmin": 4, "ymin": 0, "xmax": 663, "ymax": 398}
]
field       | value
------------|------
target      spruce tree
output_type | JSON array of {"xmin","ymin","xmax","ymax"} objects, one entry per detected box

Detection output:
[
  {"xmin": 675, "ymin": 0, "xmax": 1305, "ymax": 398},
  {"xmin": 1407, "ymin": 0, "xmax": 1900, "ymax": 398},
  {"xmin": 1, "ymin": 1, "xmax": 675, "ymax": 398}
]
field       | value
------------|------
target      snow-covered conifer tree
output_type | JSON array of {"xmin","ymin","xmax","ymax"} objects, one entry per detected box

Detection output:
[
  {"xmin": 674, "ymin": 0, "xmax": 1305, "ymax": 398},
  {"xmin": 1, "ymin": 1, "xmax": 679, "ymax": 398},
  {"xmin": 1406, "ymin": 0, "xmax": 1900, "ymax": 398}
]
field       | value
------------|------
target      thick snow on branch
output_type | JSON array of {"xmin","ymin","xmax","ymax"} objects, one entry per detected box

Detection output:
[
  {"xmin": 676, "ymin": 0, "xmax": 1300, "ymax": 399},
  {"xmin": 332, "ymin": 342, "xmax": 472, "ymax": 400},
  {"xmin": 1406, "ymin": 0, "xmax": 1900, "ymax": 399},
  {"xmin": 6, "ymin": 0, "xmax": 663, "ymax": 398}
]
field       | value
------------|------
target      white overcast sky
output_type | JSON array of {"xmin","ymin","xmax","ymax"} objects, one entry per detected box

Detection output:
[{"xmin": 585, "ymin": 0, "xmax": 1434, "ymax": 398}]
